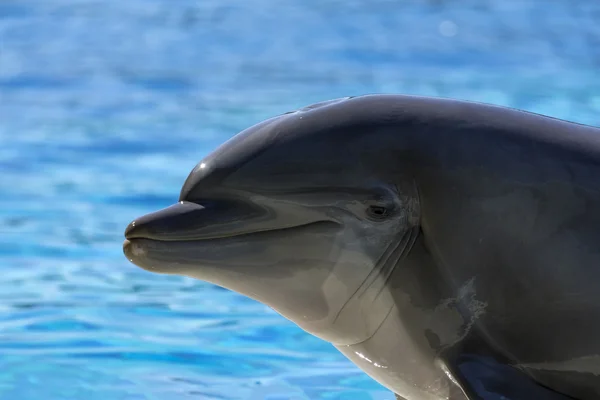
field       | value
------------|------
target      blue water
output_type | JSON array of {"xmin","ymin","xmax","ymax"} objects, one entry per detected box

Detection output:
[{"xmin": 1, "ymin": 1, "xmax": 600, "ymax": 399}]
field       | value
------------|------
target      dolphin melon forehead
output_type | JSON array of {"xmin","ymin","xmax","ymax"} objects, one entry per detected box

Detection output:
[
  {"xmin": 178, "ymin": 113, "xmax": 283, "ymax": 200},
  {"xmin": 179, "ymin": 96, "xmax": 383, "ymax": 199}
]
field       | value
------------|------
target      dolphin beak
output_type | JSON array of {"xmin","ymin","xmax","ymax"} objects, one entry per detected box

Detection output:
[
  {"xmin": 122, "ymin": 198, "xmax": 338, "ymax": 275},
  {"xmin": 124, "ymin": 201, "xmax": 207, "ymax": 241},
  {"xmin": 123, "ymin": 201, "xmax": 208, "ymax": 272},
  {"xmin": 122, "ymin": 198, "xmax": 270, "ymax": 272},
  {"xmin": 123, "ymin": 198, "xmax": 265, "ymax": 242}
]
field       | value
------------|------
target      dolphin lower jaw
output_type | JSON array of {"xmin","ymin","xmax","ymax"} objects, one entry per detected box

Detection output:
[
  {"xmin": 122, "ymin": 221, "xmax": 339, "ymax": 272},
  {"xmin": 123, "ymin": 238, "xmax": 193, "ymax": 273}
]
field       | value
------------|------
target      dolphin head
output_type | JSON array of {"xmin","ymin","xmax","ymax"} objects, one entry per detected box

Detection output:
[{"xmin": 123, "ymin": 96, "xmax": 421, "ymax": 345}]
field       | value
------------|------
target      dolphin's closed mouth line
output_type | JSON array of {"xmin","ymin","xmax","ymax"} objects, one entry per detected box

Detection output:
[{"xmin": 124, "ymin": 220, "xmax": 339, "ymax": 243}]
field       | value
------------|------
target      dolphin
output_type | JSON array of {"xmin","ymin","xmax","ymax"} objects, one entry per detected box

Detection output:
[{"xmin": 123, "ymin": 94, "xmax": 600, "ymax": 400}]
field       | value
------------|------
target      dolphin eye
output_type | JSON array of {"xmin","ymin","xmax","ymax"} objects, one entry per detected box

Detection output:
[
  {"xmin": 366, "ymin": 205, "xmax": 390, "ymax": 220},
  {"xmin": 361, "ymin": 186, "xmax": 400, "ymax": 221}
]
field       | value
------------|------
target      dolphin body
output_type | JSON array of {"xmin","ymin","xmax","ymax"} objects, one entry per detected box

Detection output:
[{"xmin": 123, "ymin": 95, "xmax": 600, "ymax": 400}]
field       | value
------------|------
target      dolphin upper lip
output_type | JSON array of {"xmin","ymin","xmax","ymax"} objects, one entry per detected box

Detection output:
[
  {"xmin": 124, "ymin": 199, "xmax": 335, "ymax": 243},
  {"xmin": 124, "ymin": 201, "xmax": 208, "ymax": 241},
  {"xmin": 124, "ymin": 197, "xmax": 342, "ymax": 245},
  {"xmin": 124, "ymin": 196, "xmax": 277, "ymax": 242}
]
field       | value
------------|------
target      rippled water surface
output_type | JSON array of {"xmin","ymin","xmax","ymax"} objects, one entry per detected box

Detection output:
[{"xmin": 2, "ymin": 1, "xmax": 600, "ymax": 399}]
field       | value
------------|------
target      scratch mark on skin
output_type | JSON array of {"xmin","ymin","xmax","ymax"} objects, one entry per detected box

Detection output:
[{"xmin": 426, "ymin": 277, "xmax": 488, "ymax": 349}]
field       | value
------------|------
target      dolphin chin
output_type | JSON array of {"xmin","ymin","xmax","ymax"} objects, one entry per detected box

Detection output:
[{"xmin": 123, "ymin": 222, "xmax": 336, "ymax": 270}]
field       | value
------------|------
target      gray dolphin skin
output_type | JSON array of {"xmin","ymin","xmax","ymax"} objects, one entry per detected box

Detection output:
[{"xmin": 123, "ymin": 94, "xmax": 600, "ymax": 400}]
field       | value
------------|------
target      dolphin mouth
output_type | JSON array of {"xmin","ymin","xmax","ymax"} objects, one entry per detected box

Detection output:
[
  {"xmin": 122, "ymin": 200, "xmax": 339, "ymax": 272},
  {"xmin": 123, "ymin": 200, "xmax": 334, "ymax": 243},
  {"xmin": 123, "ymin": 220, "xmax": 330, "ymax": 244},
  {"xmin": 123, "ymin": 200, "xmax": 268, "ymax": 242}
]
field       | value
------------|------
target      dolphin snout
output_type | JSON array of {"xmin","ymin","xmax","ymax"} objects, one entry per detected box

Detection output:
[
  {"xmin": 123, "ymin": 197, "xmax": 267, "ymax": 244},
  {"xmin": 124, "ymin": 201, "xmax": 206, "ymax": 241}
]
